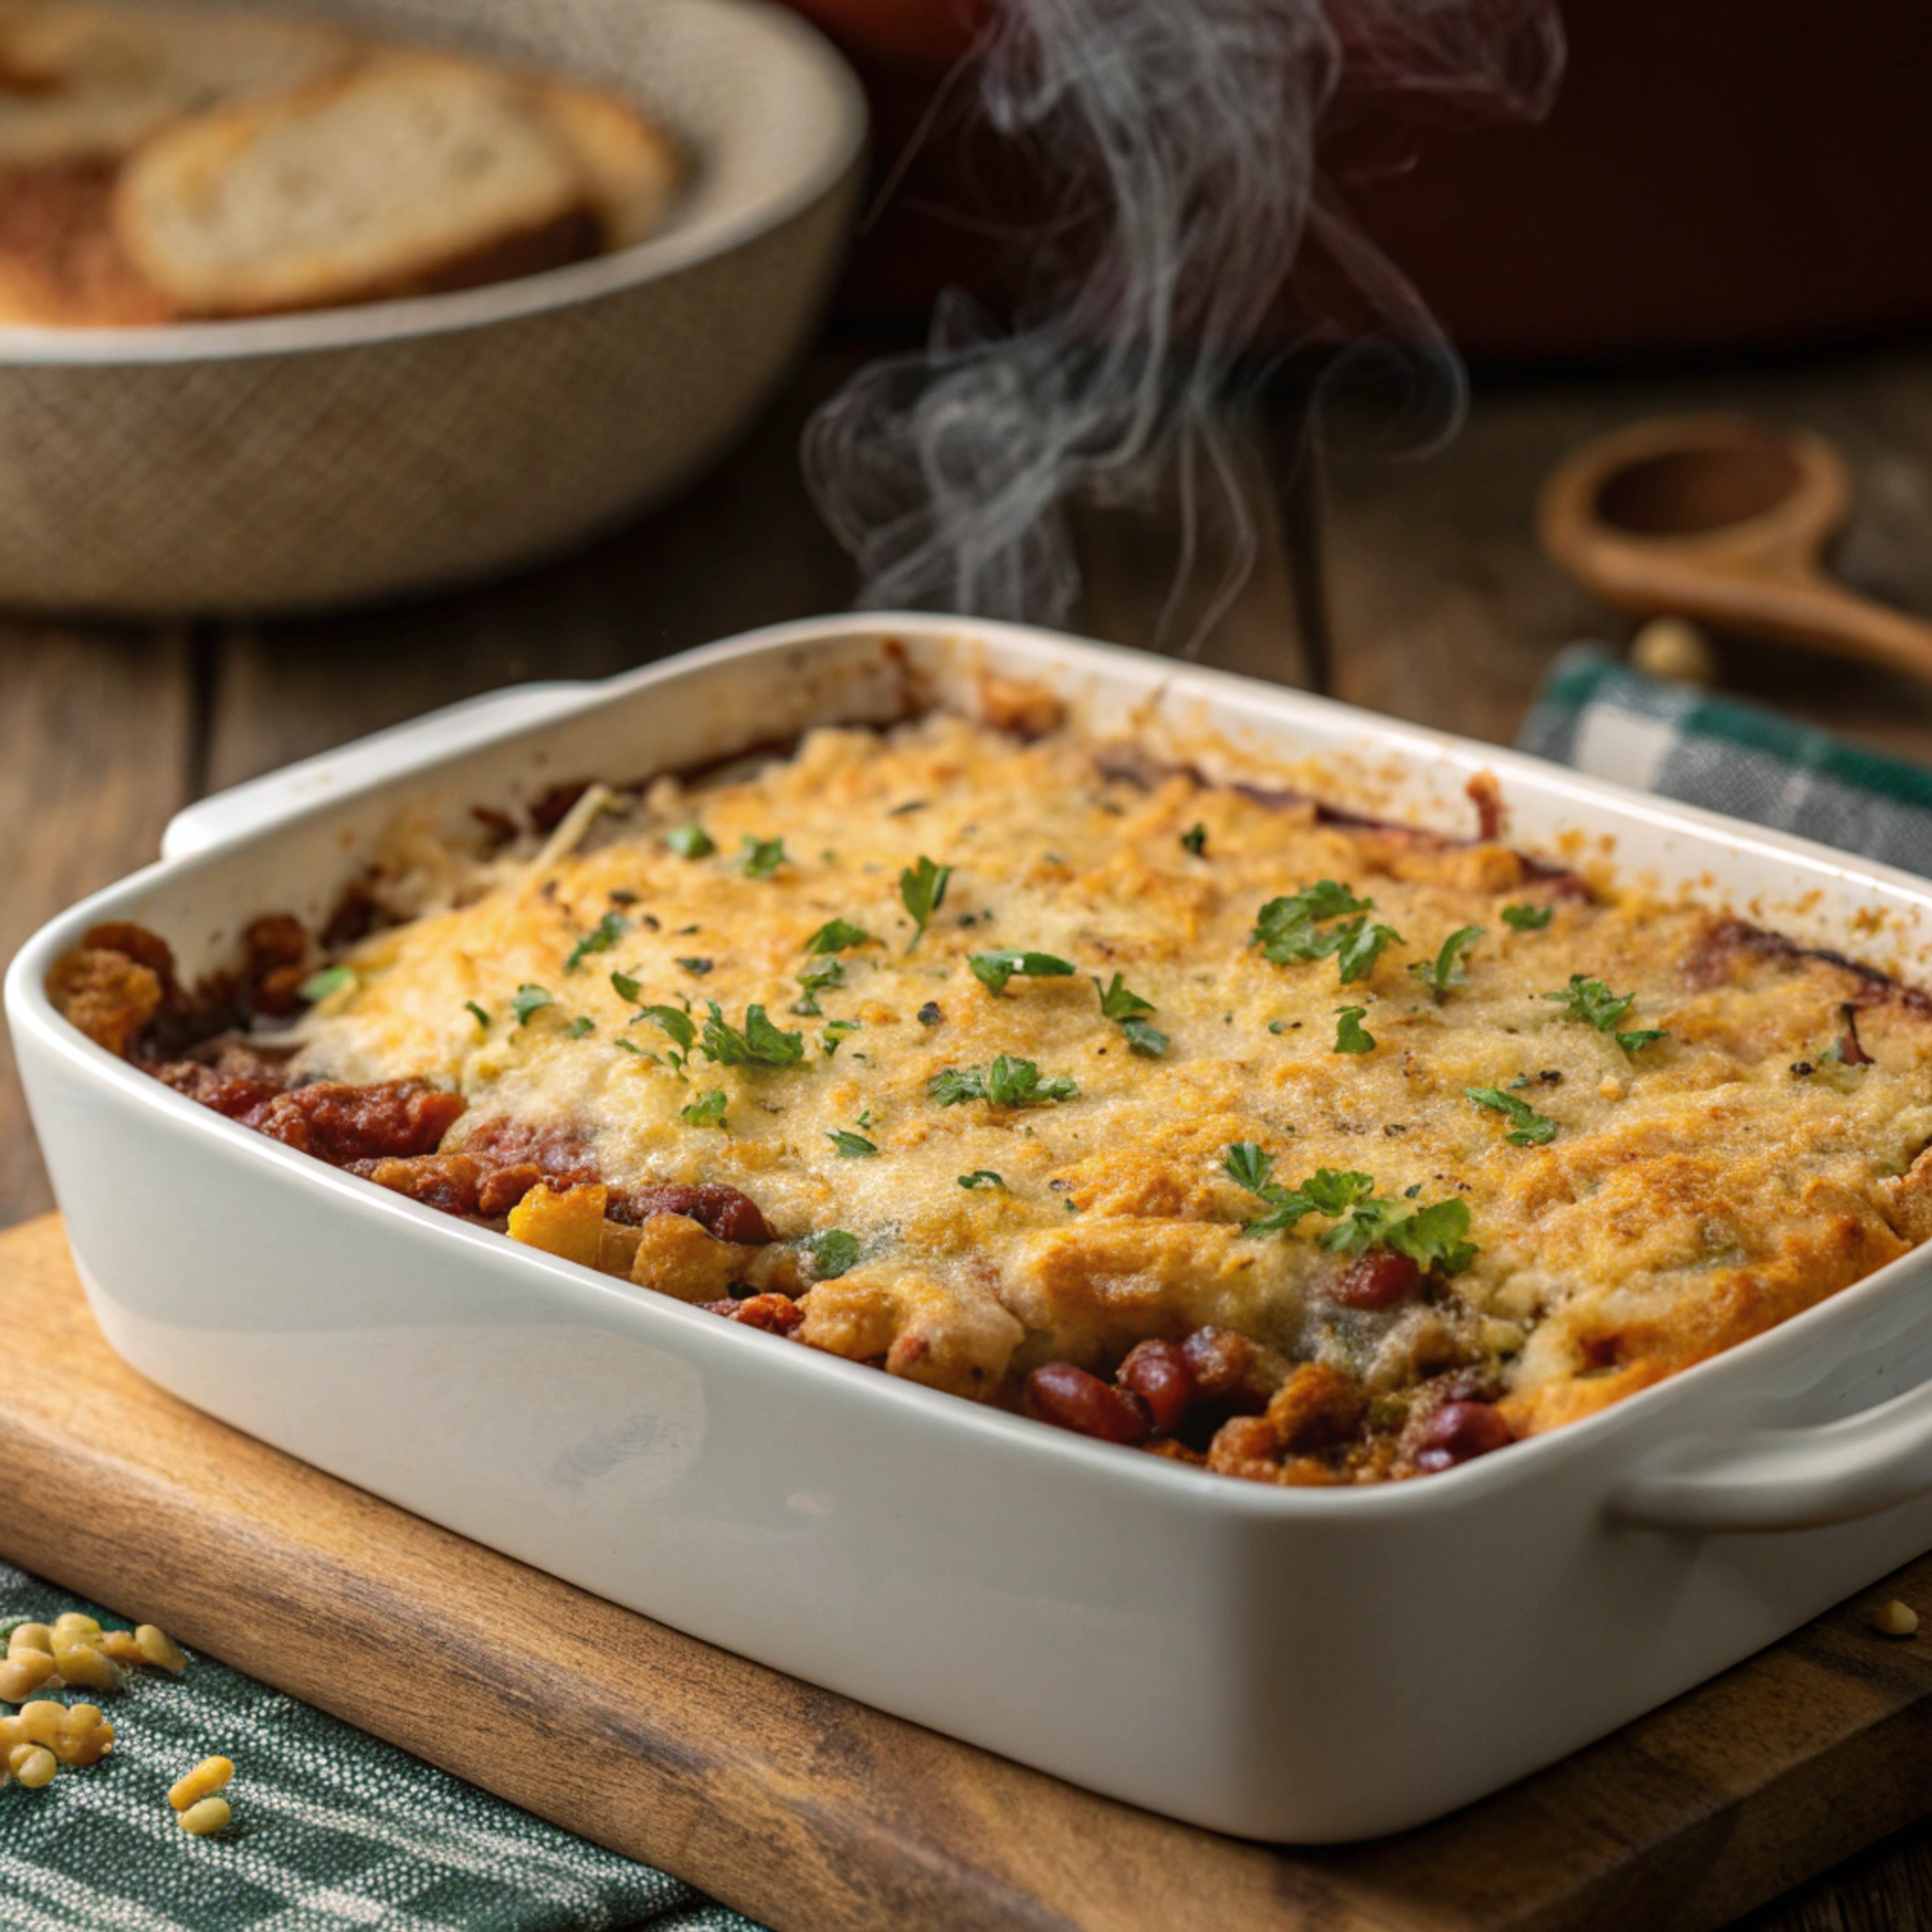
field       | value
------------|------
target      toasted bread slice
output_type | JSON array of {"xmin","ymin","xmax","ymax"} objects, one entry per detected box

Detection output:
[
  {"xmin": 0, "ymin": 3, "xmax": 357, "ymax": 165},
  {"xmin": 535, "ymin": 81, "xmax": 679, "ymax": 251},
  {"xmin": 0, "ymin": 159, "xmax": 172, "ymax": 324},
  {"xmin": 113, "ymin": 53, "xmax": 600, "ymax": 317}
]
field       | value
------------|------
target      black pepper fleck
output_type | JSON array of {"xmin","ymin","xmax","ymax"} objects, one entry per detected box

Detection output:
[{"xmin": 917, "ymin": 1001, "xmax": 942, "ymax": 1026}]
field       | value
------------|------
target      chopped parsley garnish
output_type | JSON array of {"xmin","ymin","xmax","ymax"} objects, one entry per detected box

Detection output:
[
  {"xmin": 809, "ymin": 1229, "xmax": 861, "ymax": 1279},
  {"xmin": 615, "ymin": 1037, "xmax": 645, "ymax": 1056},
  {"xmin": 664, "ymin": 825, "xmax": 715, "ymax": 859},
  {"xmin": 899, "ymin": 855, "xmax": 953, "ymax": 951},
  {"xmin": 970, "ymin": 949, "xmax": 1074, "ymax": 995},
  {"xmin": 1543, "ymin": 974, "xmax": 1668, "ymax": 1056},
  {"xmin": 958, "ymin": 1170, "xmax": 1005, "ymax": 1190},
  {"xmin": 739, "ymin": 836, "xmax": 788, "ymax": 878},
  {"xmin": 637, "ymin": 1005, "xmax": 695, "ymax": 1054},
  {"xmin": 1502, "ymin": 902, "xmax": 1554, "ymax": 931},
  {"xmin": 298, "ymin": 964, "xmax": 355, "ymax": 1004},
  {"xmin": 822, "ymin": 1019, "xmax": 861, "ymax": 1057},
  {"xmin": 512, "ymin": 984, "xmax": 553, "ymax": 1027},
  {"xmin": 797, "ymin": 957, "xmax": 845, "ymax": 995},
  {"xmin": 1180, "ymin": 823, "xmax": 1208, "ymax": 856},
  {"xmin": 565, "ymin": 1016, "xmax": 595, "ymax": 1038},
  {"xmin": 1333, "ymin": 1006, "xmax": 1376, "ymax": 1054},
  {"xmin": 566, "ymin": 911, "xmax": 627, "ymax": 973},
  {"xmin": 1220, "ymin": 1144, "xmax": 1476, "ymax": 1270},
  {"xmin": 610, "ymin": 971, "xmax": 642, "ymax": 1004},
  {"xmin": 680, "ymin": 1088, "xmax": 729, "ymax": 1130},
  {"xmin": 463, "ymin": 1000, "xmax": 490, "ymax": 1029},
  {"xmin": 1093, "ymin": 971, "xmax": 1169, "ymax": 1057},
  {"xmin": 1466, "ymin": 1085, "xmax": 1557, "ymax": 1146},
  {"xmin": 675, "ymin": 957, "xmax": 713, "ymax": 977},
  {"xmin": 806, "ymin": 918, "xmax": 874, "ymax": 954},
  {"xmin": 929, "ymin": 1056, "xmax": 1077, "ymax": 1107},
  {"xmin": 1409, "ymin": 925, "xmax": 1484, "ymax": 1002},
  {"xmin": 699, "ymin": 1002, "xmax": 805, "ymax": 1067},
  {"xmin": 1252, "ymin": 881, "xmax": 1400, "ymax": 984},
  {"xmin": 827, "ymin": 1128, "xmax": 878, "ymax": 1158}
]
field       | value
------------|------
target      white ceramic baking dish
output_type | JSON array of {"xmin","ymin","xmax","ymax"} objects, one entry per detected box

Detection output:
[{"xmin": 15, "ymin": 615, "xmax": 1932, "ymax": 1844}]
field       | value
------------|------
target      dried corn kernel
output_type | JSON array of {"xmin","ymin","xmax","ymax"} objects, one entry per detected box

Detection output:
[
  {"xmin": 135, "ymin": 1625, "xmax": 188, "ymax": 1674},
  {"xmin": 1630, "ymin": 616, "xmax": 1718, "ymax": 686},
  {"xmin": 7, "ymin": 1624, "xmax": 53, "ymax": 1657},
  {"xmin": 0, "ymin": 1651, "xmax": 58, "ymax": 1701},
  {"xmin": 95, "ymin": 1631, "xmax": 143, "ymax": 1666},
  {"xmin": 16, "ymin": 1701, "xmax": 67, "ymax": 1747},
  {"xmin": 169, "ymin": 1756, "xmax": 234, "ymax": 1811},
  {"xmin": 51, "ymin": 1642, "xmax": 126, "ymax": 1695},
  {"xmin": 48, "ymin": 1705, "xmax": 112, "ymax": 1768},
  {"xmin": 9, "ymin": 1745, "xmax": 55, "ymax": 1789},
  {"xmin": 51, "ymin": 1613, "xmax": 100, "ymax": 1643},
  {"xmin": 1874, "ymin": 1598, "xmax": 1920, "ymax": 1637},
  {"xmin": 179, "ymin": 1796, "xmax": 231, "ymax": 1837},
  {"xmin": 506, "ymin": 1182, "xmax": 609, "ymax": 1266}
]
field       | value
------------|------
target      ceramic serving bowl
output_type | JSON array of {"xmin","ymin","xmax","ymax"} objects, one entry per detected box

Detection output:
[
  {"xmin": 0, "ymin": 0, "xmax": 866, "ymax": 616},
  {"xmin": 15, "ymin": 614, "xmax": 1932, "ymax": 1841}
]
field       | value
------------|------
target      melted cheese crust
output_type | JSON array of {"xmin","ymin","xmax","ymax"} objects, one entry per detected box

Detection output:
[{"xmin": 297, "ymin": 714, "xmax": 1932, "ymax": 1452}]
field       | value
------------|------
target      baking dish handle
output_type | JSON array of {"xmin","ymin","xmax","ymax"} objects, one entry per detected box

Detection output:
[
  {"xmin": 161, "ymin": 682, "xmax": 593, "ymax": 860},
  {"xmin": 1608, "ymin": 1377, "xmax": 1932, "ymax": 1533}
]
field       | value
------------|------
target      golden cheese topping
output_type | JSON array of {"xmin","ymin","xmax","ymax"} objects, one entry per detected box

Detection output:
[{"xmin": 290, "ymin": 712, "xmax": 1932, "ymax": 1475}]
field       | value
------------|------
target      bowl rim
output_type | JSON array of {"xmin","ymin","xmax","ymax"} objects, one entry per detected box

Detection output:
[{"xmin": 0, "ymin": 0, "xmax": 869, "ymax": 369}]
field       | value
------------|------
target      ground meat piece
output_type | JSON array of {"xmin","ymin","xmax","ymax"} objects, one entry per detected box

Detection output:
[
  {"xmin": 461, "ymin": 1117, "xmax": 601, "ymax": 1188},
  {"xmin": 80, "ymin": 922, "xmax": 178, "ymax": 982},
  {"xmin": 350, "ymin": 1154, "xmax": 485, "ymax": 1216},
  {"xmin": 608, "ymin": 1183, "xmax": 772, "ymax": 1246},
  {"xmin": 248, "ymin": 1081, "xmax": 466, "ymax": 1166},
  {"xmin": 476, "ymin": 1163, "xmax": 546, "ymax": 1217},
  {"xmin": 155, "ymin": 1059, "xmax": 287, "ymax": 1120},
  {"xmin": 48, "ymin": 946, "xmax": 166, "ymax": 1056},
  {"xmin": 705, "ymin": 1294, "xmax": 805, "ymax": 1336}
]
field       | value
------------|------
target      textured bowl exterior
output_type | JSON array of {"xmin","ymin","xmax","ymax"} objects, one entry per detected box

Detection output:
[
  {"xmin": 15, "ymin": 616, "xmax": 1932, "ymax": 1841},
  {"xmin": 0, "ymin": 0, "xmax": 865, "ymax": 615}
]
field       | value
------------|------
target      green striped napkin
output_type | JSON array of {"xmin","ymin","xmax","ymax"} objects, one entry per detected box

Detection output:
[
  {"xmin": 1519, "ymin": 644, "xmax": 1932, "ymax": 873},
  {"xmin": 0, "ymin": 1563, "xmax": 762, "ymax": 1932}
]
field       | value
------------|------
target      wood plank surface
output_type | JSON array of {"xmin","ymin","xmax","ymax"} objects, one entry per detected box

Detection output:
[{"xmin": 5, "ymin": 1210, "xmax": 1932, "ymax": 1932}]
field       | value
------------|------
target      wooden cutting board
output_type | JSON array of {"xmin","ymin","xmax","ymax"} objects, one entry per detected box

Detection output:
[{"xmin": 4, "ymin": 1211, "xmax": 1932, "ymax": 1932}]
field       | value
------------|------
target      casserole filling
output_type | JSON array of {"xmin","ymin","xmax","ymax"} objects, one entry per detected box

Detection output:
[{"xmin": 51, "ymin": 695, "xmax": 1932, "ymax": 1484}]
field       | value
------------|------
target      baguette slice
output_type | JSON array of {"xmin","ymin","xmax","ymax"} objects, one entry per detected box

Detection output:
[
  {"xmin": 0, "ymin": 159, "xmax": 172, "ymax": 324},
  {"xmin": 0, "ymin": 3, "xmax": 357, "ymax": 165},
  {"xmin": 113, "ymin": 54, "xmax": 599, "ymax": 317},
  {"xmin": 535, "ymin": 81, "xmax": 679, "ymax": 251}
]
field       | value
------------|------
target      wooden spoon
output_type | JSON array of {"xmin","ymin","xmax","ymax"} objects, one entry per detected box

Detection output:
[{"xmin": 1537, "ymin": 413, "xmax": 1932, "ymax": 686}]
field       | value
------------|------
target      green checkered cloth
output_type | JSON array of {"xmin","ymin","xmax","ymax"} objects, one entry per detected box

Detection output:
[
  {"xmin": 0, "ymin": 1564, "xmax": 763, "ymax": 1932},
  {"xmin": 1519, "ymin": 644, "xmax": 1932, "ymax": 873}
]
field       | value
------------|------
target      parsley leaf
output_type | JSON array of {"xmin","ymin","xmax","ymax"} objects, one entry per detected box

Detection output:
[
  {"xmin": 1409, "ymin": 925, "xmax": 1484, "ymax": 1002},
  {"xmin": 827, "ymin": 1128, "xmax": 878, "ymax": 1158},
  {"xmin": 1220, "ymin": 1145, "xmax": 1476, "ymax": 1270},
  {"xmin": 739, "ymin": 836, "xmax": 787, "ymax": 878},
  {"xmin": 970, "ymin": 949, "xmax": 1075, "ymax": 995},
  {"xmin": 958, "ymin": 1170, "xmax": 1005, "ymax": 1190},
  {"xmin": 821, "ymin": 1019, "xmax": 861, "ymax": 1057},
  {"xmin": 1222, "ymin": 1141, "xmax": 1276, "ymax": 1196},
  {"xmin": 1093, "ymin": 971, "xmax": 1154, "ymax": 1021},
  {"xmin": 298, "ymin": 964, "xmax": 355, "ymax": 1004},
  {"xmin": 566, "ymin": 911, "xmax": 627, "ymax": 974},
  {"xmin": 1466, "ymin": 1084, "xmax": 1557, "ymax": 1146},
  {"xmin": 1119, "ymin": 1017, "xmax": 1170, "ymax": 1057},
  {"xmin": 797, "ymin": 957, "xmax": 845, "ymax": 996},
  {"xmin": 637, "ymin": 1005, "xmax": 695, "ymax": 1054},
  {"xmin": 1383, "ymin": 1198, "xmax": 1477, "ymax": 1273},
  {"xmin": 1333, "ymin": 1006, "xmax": 1376, "ymax": 1054},
  {"xmin": 806, "ymin": 918, "xmax": 874, "ymax": 954},
  {"xmin": 513, "ymin": 984, "xmax": 553, "ymax": 1027},
  {"xmin": 928, "ymin": 1056, "xmax": 1077, "ymax": 1107},
  {"xmin": 1502, "ymin": 903, "xmax": 1553, "ymax": 931},
  {"xmin": 1544, "ymin": 974, "xmax": 1668, "ymax": 1057},
  {"xmin": 699, "ymin": 1003, "xmax": 805, "ymax": 1067},
  {"xmin": 463, "ymin": 1000, "xmax": 490, "ymax": 1029},
  {"xmin": 675, "ymin": 957, "xmax": 713, "ymax": 977},
  {"xmin": 566, "ymin": 1015, "xmax": 595, "ymax": 1038},
  {"xmin": 680, "ymin": 1088, "xmax": 728, "ymax": 1130},
  {"xmin": 1251, "ymin": 881, "xmax": 1375, "ymax": 963},
  {"xmin": 809, "ymin": 1229, "xmax": 861, "ymax": 1280},
  {"xmin": 899, "ymin": 856, "xmax": 953, "ymax": 951},
  {"xmin": 1180, "ymin": 823, "xmax": 1208, "ymax": 856},
  {"xmin": 664, "ymin": 825, "xmax": 715, "ymax": 859},
  {"xmin": 1333, "ymin": 918, "xmax": 1404, "ymax": 984}
]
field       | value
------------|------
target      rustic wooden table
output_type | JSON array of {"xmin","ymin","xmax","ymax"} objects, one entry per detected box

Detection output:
[{"xmin": 5, "ymin": 338, "xmax": 1932, "ymax": 1930}]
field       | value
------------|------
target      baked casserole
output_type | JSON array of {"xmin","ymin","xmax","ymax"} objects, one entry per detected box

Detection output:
[{"xmin": 51, "ymin": 685, "xmax": 1932, "ymax": 1485}]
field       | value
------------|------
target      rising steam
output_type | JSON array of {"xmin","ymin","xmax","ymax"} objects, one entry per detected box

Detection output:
[{"xmin": 803, "ymin": 0, "xmax": 1563, "ymax": 643}]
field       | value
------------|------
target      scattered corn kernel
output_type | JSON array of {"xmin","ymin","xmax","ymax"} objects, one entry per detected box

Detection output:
[
  {"xmin": 10, "ymin": 1745, "xmax": 55, "ymax": 1789},
  {"xmin": 1630, "ymin": 616, "xmax": 1718, "ymax": 686},
  {"xmin": 1874, "ymin": 1598, "xmax": 1919, "ymax": 1637},
  {"xmin": 95, "ymin": 1630, "xmax": 143, "ymax": 1666},
  {"xmin": 178, "ymin": 1796, "xmax": 231, "ymax": 1837},
  {"xmin": 7, "ymin": 1624, "xmax": 53, "ymax": 1657},
  {"xmin": 51, "ymin": 1642, "xmax": 127, "ymax": 1695},
  {"xmin": 51, "ymin": 1705, "xmax": 113, "ymax": 1768},
  {"xmin": 169, "ymin": 1755, "xmax": 234, "ymax": 1811},
  {"xmin": 507, "ymin": 1181, "xmax": 610, "ymax": 1266},
  {"xmin": 0, "ymin": 1651, "xmax": 58, "ymax": 1700},
  {"xmin": 16, "ymin": 1701, "xmax": 66, "ymax": 1747},
  {"xmin": 134, "ymin": 1625, "xmax": 188, "ymax": 1674},
  {"xmin": 51, "ymin": 1613, "xmax": 101, "ymax": 1643}
]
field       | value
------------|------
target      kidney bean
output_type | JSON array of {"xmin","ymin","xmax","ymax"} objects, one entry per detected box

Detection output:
[
  {"xmin": 1024, "ymin": 1363, "xmax": 1152, "ymax": 1445},
  {"xmin": 1333, "ymin": 1248, "xmax": 1422, "ymax": 1310},
  {"xmin": 1412, "ymin": 1399, "xmax": 1513, "ymax": 1475},
  {"xmin": 1117, "ymin": 1340, "xmax": 1193, "ymax": 1434}
]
